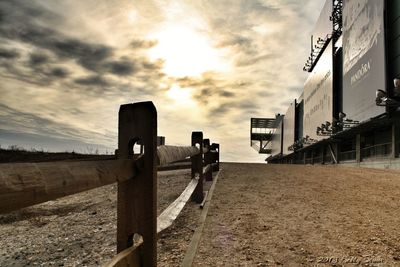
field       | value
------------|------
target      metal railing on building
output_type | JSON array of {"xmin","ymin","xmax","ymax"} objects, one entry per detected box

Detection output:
[
  {"xmin": 361, "ymin": 143, "xmax": 392, "ymax": 160},
  {"xmin": 339, "ymin": 150, "xmax": 356, "ymax": 162}
]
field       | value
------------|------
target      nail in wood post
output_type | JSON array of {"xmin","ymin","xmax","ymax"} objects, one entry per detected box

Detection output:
[
  {"xmin": 117, "ymin": 102, "xmax": 157, "ymax": 267},
  {"xmin": 191, "ymin": 132, "xmax": 204, "ymax": 203},
  {"xmin": 212, "ymin": 143, "xmax": 220, "ymax": 171},
  {"xmin": 203, "ymin": 139, "xmax": 212, "ymax": 181}
]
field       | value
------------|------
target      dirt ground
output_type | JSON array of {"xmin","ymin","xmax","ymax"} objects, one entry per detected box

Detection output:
[
  {"xmin": 3, "ymin": 163, "xmax": 400, "ymax": 266},
  {"xmin": 0, "ymin": 168, "xmax": 203, "ymax": 266},
  {"xmin": 193, "ymin": 163, "xmax": 400, "ymax": 267}
]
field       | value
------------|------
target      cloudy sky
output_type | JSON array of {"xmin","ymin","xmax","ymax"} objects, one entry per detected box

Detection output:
[{"xmin": 0, "ymin": 0, "xmax": 325, "ymax": 162}]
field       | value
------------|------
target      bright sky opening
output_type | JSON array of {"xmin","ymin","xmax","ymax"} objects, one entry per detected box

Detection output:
[{"xmin": 148, "ymin": 24, "xmax": 229, "ymax": 77}]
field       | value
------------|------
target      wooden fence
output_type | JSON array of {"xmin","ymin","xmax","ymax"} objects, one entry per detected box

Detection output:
[{"xmin": 0, "ymin": 101, "xmax": 220, "ymax": 267}]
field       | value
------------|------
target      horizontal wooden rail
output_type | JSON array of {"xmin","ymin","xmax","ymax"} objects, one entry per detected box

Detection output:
[
  {"xmin": 157, "ymin": 177, "xmax": 199, "ymax": 233},
  {"xmin": 0, "ymin": 158, "xmax": 140, "ymax": 214},
  {"xmin": 104, "ymin": 234, "xmax": 143, "ymax": 267},
  {"xmin": 157, "ymin": 145, "xmax": 199, "ymax": 166},
  {"xmin": 203, "ymin": 164, "xmax": 211, "ymax": 175}
]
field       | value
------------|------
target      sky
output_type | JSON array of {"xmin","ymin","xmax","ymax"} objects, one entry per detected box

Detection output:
[{"xmin": 0, "ymin": 0, "xmax": 326, "ymax": 162}]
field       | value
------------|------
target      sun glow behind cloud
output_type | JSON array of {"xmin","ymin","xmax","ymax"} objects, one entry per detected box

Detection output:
[
  {"xmin": 166, "ymin": 84, "xmax": 196, "ymax": 107},
  {"xmin": 148, "ymin": 23, "xmax": 229, "ymax": 77}
]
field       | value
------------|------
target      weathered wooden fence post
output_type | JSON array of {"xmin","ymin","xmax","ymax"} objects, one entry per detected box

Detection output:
[
  {"xmin": 117, "ymin": 102, "xmax": 157, "ymax": 267},
  {"xmin": 203, "ymin": 139, "xmax": 212, "ymax": 181},
  {"xmin": 211, "ymin": 143, "xmax": 220, "ymax": 171},
  {"xmin": 191, "ymin": 132, "xmax": 204, "ymax": 203}
]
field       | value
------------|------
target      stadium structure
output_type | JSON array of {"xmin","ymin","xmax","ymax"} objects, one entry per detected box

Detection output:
[{"xmin": 251, "ymin": 0, "xmax": 400, "ymax": 169}]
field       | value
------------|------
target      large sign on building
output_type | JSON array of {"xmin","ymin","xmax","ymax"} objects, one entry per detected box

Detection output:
[
  {"xmin": 283, "ymin": 101, "xmax": 296, "ymax": 155},
  {"xmin": 303, "ymin": 40, "xmax": 333, "ymax": 141},
  {"xmin": 313, "ymin": 0, "xmax": 333, "ymax": 42},
  {"xmin": 343, "ymin": 0, "xmax": 386, "ymax": 122}
]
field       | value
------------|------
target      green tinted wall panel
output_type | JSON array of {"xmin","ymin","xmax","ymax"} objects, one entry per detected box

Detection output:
[
  {"xmin": 387, "ymin": 0, "xmax": 400, "ymax": 23},
  {"xmin": 389, "ymin": 17, "xmax": 400, "ymax": 41},
  {"xmin": 389, "ymin": 36, "xmax": 400, "ymax": 60},
  {"xmin": 391, "ymin": 56, "xmax": 400, "ymax": 78}
]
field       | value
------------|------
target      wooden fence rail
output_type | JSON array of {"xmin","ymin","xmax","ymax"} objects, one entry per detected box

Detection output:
[
  {"xmin": 0, "ymin": 159, "xmax": 139, "ymax": 213},
  {"xmin": 157, "ymin": 145, "xmax": 199, "ymax": 166},
  {"xmin": 0, "ymin": 101, "xmax": 220, "ymax": 267}
]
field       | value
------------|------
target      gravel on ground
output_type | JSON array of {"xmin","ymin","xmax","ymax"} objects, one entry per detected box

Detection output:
[{"xmin": 0, "ymin": 169, "xmax": 203, "ymax": 266}]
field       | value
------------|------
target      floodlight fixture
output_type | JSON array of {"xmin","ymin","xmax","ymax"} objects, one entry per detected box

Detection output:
[
  {"xmin": 338, "ymin": 112, "xmax": 346, "ymax": 121},
  {"xmin": 317, "ymin": 38, "xmax": 325, "ymax": 44},
  {"xmin": 394, "ymin": 78, "xmax": 400, "ymax": 97},
  {"xmin": 375, "ymin": 89, "xmax": 400, "ymax": 107},
  {"xmin": 394, "ymin": 78, "xmax": 400, "ymax": 88}
]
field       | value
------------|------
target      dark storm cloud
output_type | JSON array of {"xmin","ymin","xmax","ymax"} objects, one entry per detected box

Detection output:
[
  {"xmin": 0, "ymin": 1, "xmax": 113, "ymax": 72},
  {"xmin": 210, "ymin": 104, "xmax": 230, "ymax": 116},
  {"xmin": 171, "ymin": 74, "xmax": 250, "ymax": 117},
  {"xmin": 29, "ymin": 53, "xmax": 49, "ymax": 66},
  {"xmin": 238, "ymin": 101, "xmax": 257, "ymax": 111},
  {"xmin": 105, "ymin": 59, "xmax": 136, "ymax": 76},
  {"xmin": 130, "ymin": 39, "xmax": 158, "ymax": 49},
  {"xmin": 0, "ymin": 0, "xmax": 166, "ymax": 91},
  {"xmin": 206, "ymin": 96, "xmax": 262, "ymax": 124},
  {"xmin": 0, "ymin": 48, "xmax": 19, "ymax": 59},
  {"xmin": 0, "ymin": 62, "xmax": 52, "ymax": 87},
  {"xmin": 194, "ymin": 87, "xmax": 235, "ymax": 100},
  {"xmin": 74, "ymin": 75, "xmax": 110, "ymax": 87},
  {"xmin": 177, "ymin": 76, "xmax": 224, "ymax": 104},
  {"xmin": 217, "ymin": 35, "xmax": 258, "ymax": 56},
  {"xmin": 0, "ymin": 47, "xmax": 70, "ymax": 84},
  {"xmin": 220, "ymin": 91, "xmax": 235, "ymax": 97},
  {"xmin": 142, "ymin": 59, "xmax": 164, "ymax": 71},
  {"xmin": 50, "ymin": 67, "xmax": 69, "ymax": 78},
  {"xmin": 175, "ymin": 75, "xmax": 215, "ymax": 88},
  {"xmin": 50, "ymin": 39, "xmax": 112, "ymax": 71}
]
